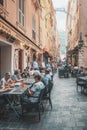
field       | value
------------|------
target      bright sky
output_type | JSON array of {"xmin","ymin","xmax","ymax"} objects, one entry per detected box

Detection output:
[{"xmin": 52, "ymin": 0, "xmax": 68, "ymax": 31}]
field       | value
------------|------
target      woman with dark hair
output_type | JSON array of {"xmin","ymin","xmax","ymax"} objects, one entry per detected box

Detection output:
[{"xmin": 12, "ymin": 70, "xmax": 23, "ymax": 82}]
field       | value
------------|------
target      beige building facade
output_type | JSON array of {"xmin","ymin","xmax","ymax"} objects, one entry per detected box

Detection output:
[
  {"xmin": 0, "ymin": 0, "xmax": 60, "ymax": 78},
  {"xmin": 40, "ymin": 0, "xmax": 60, "ymax": 63},
  {"xmin": 66, "ymin": 0, "xmax": 87, "ymax": 67},
  {"xmin": 0, "ymin": 0, "xmax": 41, "ymax": 78}
]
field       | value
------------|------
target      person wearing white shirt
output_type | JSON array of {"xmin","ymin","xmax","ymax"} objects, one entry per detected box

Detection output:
[
  {"xmin": 1, "ymin": 72, "xmax": 12, "ymax": 89},
  {"xmin": 28, "ymin": 75, "xmax": 45, "ymax": 96},
  {"xmin": 32, "ymin": 60, "xmax": 39, "ymax": 70}
]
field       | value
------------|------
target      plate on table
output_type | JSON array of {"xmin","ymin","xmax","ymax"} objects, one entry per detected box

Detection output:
[{"xmin": 15, "ymin": 82, "xmax": 21, "ymax": 86}]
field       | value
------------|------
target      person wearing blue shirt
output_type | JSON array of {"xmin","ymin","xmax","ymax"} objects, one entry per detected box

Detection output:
[
  {"xmin": 42, "ymin": 69, "xmax": 51, "ymax": 86},
  {"xmin": 32, "ymin": 60, "xmax": 39, "ymax": 70}
]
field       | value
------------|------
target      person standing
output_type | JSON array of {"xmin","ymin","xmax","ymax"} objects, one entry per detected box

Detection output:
[{"xmin": 32, "ymin": 60, "xmax": 39, "ymax": 70}]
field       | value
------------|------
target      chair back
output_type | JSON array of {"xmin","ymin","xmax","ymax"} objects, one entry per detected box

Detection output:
[
  {"xmin": 76, "ymin": 73, "xmax": 86, "ymax": 84},
  {"xmin": 43, "ymin": 80, "xmax": 53, "ymax": 96},
  {"xmin": 77, "ymin": 73, "xmax": 86, "ymax": 78},
  {"xmin": 48, "ymin": 80, "xmax": 53, "ymax": 92},
  {"xmin": 38, "ymin": 88, "xmax": 45, "ymax": 103}
]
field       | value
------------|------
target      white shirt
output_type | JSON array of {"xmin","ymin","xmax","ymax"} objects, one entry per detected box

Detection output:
[
  {"xmin": 1, "ymin": 77, "xmax": 11, "ymax": 87},
  {"xmin": 29, "ymin": 70, "xmax": 41, "ymax": 76},
  {"xmin": 31, "ymin": 81, "xmax": 45, "ymax": 92},
  {"xmin": 33, "ymin": 61, "xmax": 39, "ymax": 69}
]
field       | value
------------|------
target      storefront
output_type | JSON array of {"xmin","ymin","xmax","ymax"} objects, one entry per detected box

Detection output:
[
  {"xmin": 67, "ymin": 46, "xmax": 78, "ymax": 66},
  {"xmin": 0, "ymin": 16, "xmax": 41, "ymax": 77}
]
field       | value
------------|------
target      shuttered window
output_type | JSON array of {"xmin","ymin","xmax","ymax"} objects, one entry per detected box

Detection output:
[
  {"xmin": 18, "ymin": 0, "xmax": 25, "ymax": 26},
  {"xmin": 32, "ymin": 15, "xmax": 36, "ymax": 40}
]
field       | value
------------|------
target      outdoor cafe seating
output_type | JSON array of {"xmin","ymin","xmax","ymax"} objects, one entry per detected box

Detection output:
[
  {"xmin": 0, "ymin": 74, "xmax": 53, "ymax": 121},
  {"xmin": 76, "ymin": 73, "xmax": 87, "ymax": 93},
  {"xmin": 21, "ymin": 88, "xmax": 45, "ymax": 121},
  {"xmin": 42, "ymin": 80, "xmax": 53, "ymax": 110},
  {"xmin": 58, "ymin": 67, "xmax": 69, "ymax": 78}
]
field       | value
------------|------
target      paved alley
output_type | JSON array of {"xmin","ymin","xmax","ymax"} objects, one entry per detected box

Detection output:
[{"xmin": 1, "ymin": 73, "xmax": 87, "ymax": 130}]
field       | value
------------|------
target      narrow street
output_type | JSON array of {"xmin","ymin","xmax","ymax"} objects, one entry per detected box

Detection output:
[{"xmin": 1, "ymin": 73, "xmax": 87, "ymax": 130}]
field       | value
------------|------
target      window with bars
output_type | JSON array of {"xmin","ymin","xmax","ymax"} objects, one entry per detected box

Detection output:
[
  {"xmin": 18, "ymin": 0, "xmax": 25, "ymax": 26},
  {"xmin": 0, "ymin": 0, "xmax": 4, "ymax": 6}
]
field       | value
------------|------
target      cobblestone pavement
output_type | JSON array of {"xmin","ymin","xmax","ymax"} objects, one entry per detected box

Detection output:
[{"xmin": 1, "ymin": 73, "xmax": 87, "ymax": 130}]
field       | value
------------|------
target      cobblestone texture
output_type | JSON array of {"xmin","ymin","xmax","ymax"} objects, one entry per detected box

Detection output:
[{"xmin": 1, "ymin": 73, "xmax": 87, "ymax": 130}]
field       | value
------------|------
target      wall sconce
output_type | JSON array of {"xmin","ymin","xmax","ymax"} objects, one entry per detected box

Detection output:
[{"xmin": 20, "ymin": 42, "xmax": 24, "ymax": 49}]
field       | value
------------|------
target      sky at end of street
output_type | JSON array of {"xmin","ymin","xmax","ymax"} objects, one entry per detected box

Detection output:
[{"xmin": 52, "ymin": 0, "xmax": 68, "ymax": 31}]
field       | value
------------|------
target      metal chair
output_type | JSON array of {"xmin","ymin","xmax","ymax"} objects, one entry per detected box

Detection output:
[
  {"xmin": 21, "ymin": 88, "xmax": 44, "ymax": 121},
  {"xmin": 76, "ymin": 74, "xmax": 86, "ymax": 92},
  {"xmin": 42, "ymin": 80, "xmax": 53, "ymax": 110}
]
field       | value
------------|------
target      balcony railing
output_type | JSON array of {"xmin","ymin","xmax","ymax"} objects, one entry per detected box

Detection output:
[{"xmin": 0, "ymin": 4, "xmax": 8, "ymax": 18}]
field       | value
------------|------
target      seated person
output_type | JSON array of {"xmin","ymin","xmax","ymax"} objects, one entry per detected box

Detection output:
[
  {"xmin": 42, "ymin": 69, "xmax": 51, "ymax": 86},
  {"xmin": 26, "ymin": 66, "xmax": 30, "ymax": 72},
  {"xmin": 21, "ymin": 69, "xmax": 29, "ymax": 78},
  {"xmin": 29, "ymin": 67, "xmax": 41, "ymax": 76},
  {"xmin": 12, "ymin": 70, "xmax": 23, "ymax": 82},
  {"xmin": 1, "ymin": 72, "xmax": 14, "ymax": 89},
  {"xmin": 28, "ymin": 75, "xmax": 45, "ymax": 96}
]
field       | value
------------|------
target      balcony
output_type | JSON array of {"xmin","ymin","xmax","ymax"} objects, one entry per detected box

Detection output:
[
  {"xmin": 32, "ymin": 0, "xmax": 41, "ymax": 9},
  {"xmin": 0, "ymin": 4, "xmax": 8, "ymax": 18}
]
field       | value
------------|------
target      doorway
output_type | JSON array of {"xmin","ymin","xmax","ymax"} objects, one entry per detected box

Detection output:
[
  {"xmin": 0, "ymin": 42, "xmax": 11, "ymax": 78},
  {"xmin": 18, "ymin": 49, "xmax": 23, "ymax": 72}
]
